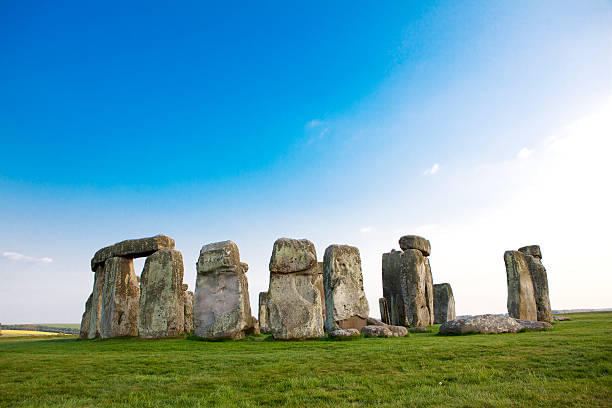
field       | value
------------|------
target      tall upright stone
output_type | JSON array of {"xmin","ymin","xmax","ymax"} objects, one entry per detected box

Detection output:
[
  {"xmin": 323, "ymin": 245, "xmax": 370, "ymax": 332},
  {"xmin": 85, "ymin": 264, "xmax": 106, "ymax": 339},
  {"xmin": 519, "ymin": 245, "xmax": 553, "ymax": 322},
  {"xmin": 424, "ymin": 258, "xmax": 435, "ymax": 325},
  {"xmin": 258, "ymin": 292, "xmax": 269, "ymax": 333},
  {"xmin": 138, "ymin": 250, "xmax": 185, "ymax": 338},
  {"xmin": 100, "ymin": 257, "xmax": 140, "ymax": 338},
  {"xmin": 183, "ymin": 287, "xmax": 194, "ymax": 334},
  {"xmin": 504, "ymin": 250, "xmax": 537, "ymax": 321},
  {"xmin": 433, "ymin": 283, "xmax": 456, "ymax": 324},
  {"xmin": 79, "ymin": 294, "xmax": 93, "ymax": 339},
  {"xmin": 382, "ymin": 250, "xmax": 404, "ymax": 326},
  {"xmin": 379, "ymin": 297, "xmax": 390, "ymax": 324},
  {"xmin": 266, "ymin": 238, "xmax": 324, "ymax": 339},
  {"xmin": 193, "ymin": 241, "xmax": 253, "ymax": 339}
]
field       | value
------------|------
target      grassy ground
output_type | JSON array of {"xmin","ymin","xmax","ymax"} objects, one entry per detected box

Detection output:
[{"xmin": 0, "ymin": 312, "xmax": 610, "ymax": 407}]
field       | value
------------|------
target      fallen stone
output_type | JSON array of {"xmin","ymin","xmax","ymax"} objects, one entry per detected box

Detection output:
[
  {"xmin": 138, "ymin": 250, "xmax": 185, "ymax": 338},
  {"xmin": 366, "ymin": 317, "xmax": 387, "ymax": 326},
  {"xmin": 100, "ymin": 257, "xmax": 140, "ymax": 338},
  {"xmin": 387, "ymin": 325, "xmax": 408, "ymax": 337},
  {"xmin": 439, "ymin": 314, "xmax": 524, "ymax": 335},
  {"xmin": 518, "ymin": 245, "xmax": 542, "ymax": 259},
  {"xmin": 258, "ymin": 292, "xmax": 269, "ymax": 333},
  {"xmin": 379, "ymin": 298, "xmax": 390, "ymax": 324},
  {"xmin": 79, "ymin": 293, "xmax": 93, "ymax": 339},
  {"xmin": 504, "ymin": 251, "xmax": 538, "ymax": 321},
  {"xmin": 184, "ymin": 290, "xmax": 194, "ymax": 334},
  {"xmin": 266, "ymin": 238, "xmax": 324, "ymax": 340},
  {"xmin": 407, "ymin": 327, "xmax": 430, "ymax": 333},
  {"xmin": 554, "ymin": 315, "xmax": 570, "ymax": 321},
  {"xmin": 361, "ymin": 325, "xmax": 393, "ymax": 338},
  {"xmin": 323, "ymin": 245, "xmax": 369, "ymax": 332},
  {"xmin": 194, "ymin": 241, "xmax": 252, "ymax": 339},
  {"xmin": 269, "ymin": 238, "xmax": 317, "ymax": 273},
  {"xmin": 516, "ymin": 319, "xmax": 552, "ymax": 331},
  {"xmin": 399, "ymin": 235, "xmax": 431, "ymax": 256},
  {"xmin": 91, "ymin": 235, "xmax": 175, "ymax": 271},
  {"xmin": 433, "ymin": 283, "xmax": 456, "ymax": 324},
  {"xmin": 329, "ymin": 328, "xmax": 360, "ymax": 337},
  {"xmin": 524, "ymin": 254, "xmax": 553, "ymax": 322}
]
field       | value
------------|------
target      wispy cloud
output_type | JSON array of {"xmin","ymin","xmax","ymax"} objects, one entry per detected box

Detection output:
[
  {"xmin": 360, "ymin": 226, "xmax": 373, "ymax": 233},
  {"xmin": 2, "ymin": 252, "xmax": 53, "ymax": 264},
  {"xmin": 517, "ymin": 147, "xmax": 534, "ymax": 160},
  {"xmin": 423, "ymin": 163, "xmax": 440, "ymax": 176},
  {"xmin": 306, "ymin": 119, "xmax": 324, "ymax": 129}
]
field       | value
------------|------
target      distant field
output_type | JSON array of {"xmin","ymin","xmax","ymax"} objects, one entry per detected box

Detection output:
[
  {"xmin": 1, "ymin": 330, "xmax": 61, "ymax": 337},
  {"xmin": 0, "ymin": 312, "xmax": 610, "ymax": 407}
]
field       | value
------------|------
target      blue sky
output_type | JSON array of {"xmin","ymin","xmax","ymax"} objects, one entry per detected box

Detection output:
[{"xmin": 1, "ymin": 1, "xmax": 611, "ymax": 323}]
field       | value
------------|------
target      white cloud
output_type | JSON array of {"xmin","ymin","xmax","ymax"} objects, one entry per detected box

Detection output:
[
  {"xmin": 423, "ymin": 163, "xmax": 440, "ymax": 175},
  {"xmin": 517, "ymin": 147, "xmax": 534, "ymax": 159},
  {"xmin": 306, "ymin": 119, "xmax": 324, "ymax": 129},
  {"xmin": 2, "ymin": 251, "xmax": 53, "ymax": 264},
  {"xmin": 360, "ymin": 226, "xmax": 373, "ymax": 233}
]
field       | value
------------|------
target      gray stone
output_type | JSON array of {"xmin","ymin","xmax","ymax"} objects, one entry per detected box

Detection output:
[
  {"xmin": 504, "ymin": 251, "xmax": 537, "ymax": 321},
  {"xmin": 329, "ymin": 328, "xmax": 360, "ymax": 337},
  {"xmin": 361, "ymin": 325, "xmax": 393, "ymax": 337},
  {"xmin": 433, "ymin": 283, "xmax": 456, "ymax": 324},
  {"xmin": 316, "ymin": 262, "xmax": 326, "ymax": 322},
  {"xmin": 366, "ymin": 317, "xmax": 387, "ymax": 326},
  {"xmin": 439, "ymin": 314, "xmax": 525, "ymax": 335},
  {"xmin": 323, "ymin": 245, "xmax": 369, "ymax": 332},
  {"xmin": 399, "ymin": 235, "xmax": 431, "ymax": 256},
  {"xmin": 379, "ymin": 298, "xmax": 390, "ymax": 324},
  {"xmin": 194, "ymin": 241, "xmax": 252, "ymax": 339},
  {"xmin": 266, "ymin": 238, "xmax": 324, "ymax": 339},
  {"xmin": 91, "ymin": 235, "xmax": 175, "ymax": 271},
  {"xmin": 524, "ymin": 254, "xmax": 553, "ymax": 323},
  {"xmin": 184, "ymin": 290, "xmax": 194, "ymax": 334},
  {"xmin": 553, "ymin": 315, "xmax": 570, "ymax": 321},
  {"xmin": 258, "ymin": 292, "xmax": 269, "ymax": 333},
  {"xmin": 245, "ymin": 317, "xmax": 260, "ymax": 335},
  {"xmin": 519, "ymin": 245, "xmax": 542, "ymax": 259},
  {"xmin": 387, "ymin": 325, "xmax": 408, "ymax": 337},
  {"xmin": 138, "ymin": 250, "xmax": 185, "ymax": 338},
  {"xmin": 407, "ymin": 327, "xmax": 430, "ymax": 333},
  {"xmin": 516, "ymin": 319, "xmax": 552, "ymax": 331},
  {"xmin": 86, "ymin": 264, "xmax": 105, "ymax": 339},
  {"xmin": 424, "ymin": 258, "xmax": 434, "ymax": 325},
  {"xmin": 100, "ymin": 257, "xmax": 140, "ymax": 338},
  {"xmin": 382, "ymin": 250, "xmax": 404, "ymax": 326},
  {"xmin": 79, "ymin": 293, "xmax": 93, "ymax": 339},
  {"xmin": 269, "ymin": 238, "xmax": 317, "ymax": 273}
]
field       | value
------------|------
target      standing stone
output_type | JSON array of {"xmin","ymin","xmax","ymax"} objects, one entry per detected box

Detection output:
[
  {"xmin": 382, "ymin": 250, "xmax": 404, "ymax": 326},
  {"xmin": 86, "ymin": 264, "xmax": 105, "ymax": 339},
  {"xmin": 258, "ymin": 292, "xmax": 269, "ymax": 333},
  {"xmin": 79, "ymin": 293, "xmax": 93, "ymax": 339},
  {"xmin": 316, "ymin": 262, "xmax": 326, "ymax": 322},
  {"xmin": 323, "ymin": 245, "xmax": 369, "ymax": 332},
  {"xmin": 138, "ymin": 250, "xmax": 185, "ymax": 338},
  {"xmin": 424, "ymin": 258, "xmax": 434, "ymax": 325},
  {"xmin": 523, "ymin": 249, "xmax": 553, "ymax": 322},
  {"xmin": 193, "ymin": 241, "xmax": 253, "ymax": 339},
  {"xmin": 266, "ymin": 238, "xmax": 324, "ymax": 339},
  {"xmin": 504, "ymin": 251, "xmax": 537, "ymax": 321},
  {"xmin": 100, "ymin": 257, "xmax": 140, "ymax": 338},
  {"xmin": 433, "ymin": 283, "xmax": 456, "ymax": 324},
  {"xmin": 184, "ymin": 289, "xmax": 194, "ymax": 334},
  {"xmin": 379, "ymin": 298, "xmax": 390, "ymax": 324}
]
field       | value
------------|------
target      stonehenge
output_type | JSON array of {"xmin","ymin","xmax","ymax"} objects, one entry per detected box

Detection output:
[
  {"xmin": 265, "ymin": 238, "xmax": 325, "ymax": 339},
  {"xmin": 183, "ymin": 285, "xmax": 194, "ymax": 334},
  {"xmin": 258, "ymin": 292, "xmax": 269, "ymax": 333},
  {"xmin": 433, "ymin": 283, "xmax": 456, "ymax": 324},
  {"xmin": 100, "ymin": 256, "xmax": 140, "ymax": 338},
  {"xmin": 323, "ymin": 244, "xmax": 370, "ymax": 332},
  {"xmin": 193, "ymin": 240, "xmax": 254, "ymax": 339},
  {"xmin": 382, "ymin": 235, "xmax": 435, "ymax": 327},
  {"xmin": 505, "ymin": 245, "xmax": 552, "ymax": 322}
]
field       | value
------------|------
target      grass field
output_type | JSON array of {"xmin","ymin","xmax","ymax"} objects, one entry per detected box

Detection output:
[{"xmin": 0, "ymin": 312, "xmax": 610, "ymax": 407}]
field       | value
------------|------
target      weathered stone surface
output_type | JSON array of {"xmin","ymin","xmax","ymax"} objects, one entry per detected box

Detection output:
[
  {"xmin": 399, "ymin": 235, "xmax": 431, "ymax": 256},
  {"xmin": 100, "ymin": 257, "xmax": 140, "ymax": 338},
  {"xmin": 554, "ymin": 315, "xmax": 570, "ymax": 321},
  {"xmin": 505, "ymin": 251, "xmax": 537, "ymax": 321},
  {"xmin": 182, "ymin": 284, "xmax": 189, "ymax": 291},
  {"xmin": 323, "ymin": 245, "xmax": 370, "ymax": 332},
  {"xmin": 439, "ymin": 314, "xmax": 524, "ymax": 335},
  {"xmin": 407, "ymin": 327, "xmax": 430, "ymax": 333},
  {"xmin": 258, "ymin": 292, "xmax": 269, "ymax": 333},
  {"xmin": 366, "ymin": 317, "xmax": 387, "ymax": 326},
  {"xmin": 382, "ymin": 250, "xmax": 404, "ymax": 326},
  {"xmin": 266, "ymin": 238, "xmax": 324, "ymax": 340},
  {"xmin": 316, "ymin": 262, "xmax": 325, "ymax": 322},
  {"xmin": 79, "ymin": 293, "xmax": 93, "ymax": 339},
  {"xmin": 91, "ymin": 235, "xmax": 175, "ymax": 271},
  {"xmin": 387, "ymin": 325, "xmax": 408, "ymax": 337},
  {"xmin": 87, "ymin": 264, "xmax": 105, "ymax": 339},
  {"xmin": 184, "ymin": 290, "xmax": 194, "ymax": 333},
  {"xmin": 519, "ymin": 245, "xmax": 542, "ymax": 259},
  {"xmin": 245, "ymin": 317, "xmax": 260, "ymax": 335},
  {"xmin": 524, "ymin": 255, "xmax": 553, "ymax": 322},
  {"xmin": 424, "ymin": 258, "xmax": 435, "ymax": 325},
  {"xmin": 516, "ymin": 319, "xmax": 552, "ymax": 331},
  {"xmin": 361, "ymin": 325, "xmax": 393, "ymax": 337},
  {"xmin": 433, "ymin": 283, "xmax": 456, "ymax": 324},
  {"xmin": 329, "ymin": 328, "xmax": 360, "ymax": 337},
  {"xmin": 379, "ymin": 298, "xmax": 390, "ymax": 324},
  {"xmin": 194, "ymin": 241, "xmax": 252, "ymax": 339},
  {"xmin": 138, "ymin": 250, "xmax": 184, "ymax": 339},
  {"xmin": 269, "ymin": 238, "xmax": 317, "ymax": 273}
]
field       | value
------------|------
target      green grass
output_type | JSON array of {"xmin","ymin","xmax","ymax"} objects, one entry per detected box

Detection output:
[{"xmin": 1, "ymin": 312, "xmax": 610, "ymax": 407}]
